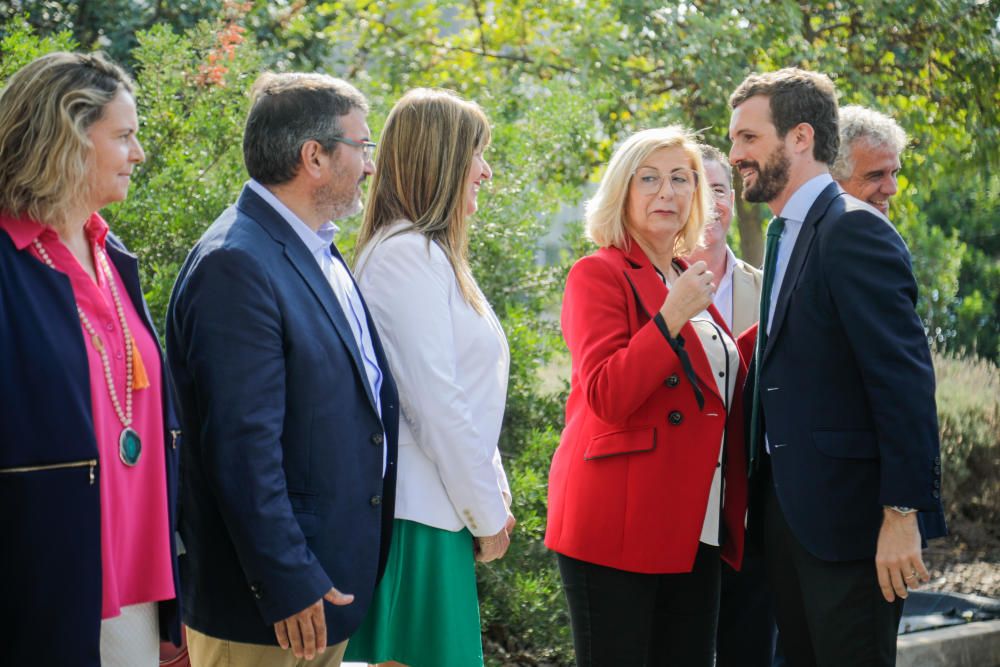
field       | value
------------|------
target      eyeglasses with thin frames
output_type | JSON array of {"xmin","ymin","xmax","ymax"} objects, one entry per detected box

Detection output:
[
  {"xmin": 632, "ymin": 167, "xmax": 698, "ymax": 197},
  {"xmin": 331, "ymin": 136, "xmax": 377, "ymax": 162}
]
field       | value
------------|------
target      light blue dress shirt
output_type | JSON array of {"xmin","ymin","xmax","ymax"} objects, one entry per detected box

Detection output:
[
  {"xmin": 247, "ymin": 179, "xmax": 386, "ymax": 471},
  {"xmin": 763, "ymin": 173, "xmax": 837, "ymax": 335}
]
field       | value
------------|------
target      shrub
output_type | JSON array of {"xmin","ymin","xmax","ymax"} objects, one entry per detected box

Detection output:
[
  {"xmin": 934, "ymin": 351, "xmax": 1000, "ymax": 526},
  {"xmin": 480, "ymin": 428, "xmax": 573, "ymax": 665}
]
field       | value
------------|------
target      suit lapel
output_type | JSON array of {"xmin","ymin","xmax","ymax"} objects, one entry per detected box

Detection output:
[
  {"xmin": 238, "ymin": 187, "xmax": 378, "ymax": 412},
  {"xmin": 619, "ymin": 243, "xmax": 723, "ymax": 405},
  {"xmin": 764, "ymin": 182, "xmax": 840, "ymax": 359}
]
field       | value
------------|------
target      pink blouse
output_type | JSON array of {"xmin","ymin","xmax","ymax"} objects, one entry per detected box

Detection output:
[{"xmin": 1, "ymin": 213, "xmax": 175, "ymax": 618}]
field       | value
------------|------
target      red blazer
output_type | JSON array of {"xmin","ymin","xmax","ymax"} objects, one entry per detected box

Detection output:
[{"xmin": 545, "ymin": 239, "xmax": 748, "ymax": 574}]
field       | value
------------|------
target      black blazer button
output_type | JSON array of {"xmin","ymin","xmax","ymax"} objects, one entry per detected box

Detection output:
[
  {"xmin": 370, "ymin": 495, "xmax": 382, "ymax": 506},
  {"xmin": 371, "ymin": 432, "xmax": 384, "ymax": 445},
  {"xmin": 668, "ymin": 411, "xmax": 683, "ymax": 425},
  {"xmin": 934, "ymin": 465, "xmax": 941, "ymax": 475},
  {"xmin": 665, "ymin": 374, "xmax": 680, "ymax": 387},
  {"xmin": 250, "ymin": 582, "xmax": 263, "ymax": 599},
  {"xmin": 932, "ymin": 490, "xmax": 940, "ymax": 499}
]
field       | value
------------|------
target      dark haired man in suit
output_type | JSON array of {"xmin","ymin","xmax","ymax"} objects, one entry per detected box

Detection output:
[
  {"xmin": 168, "ymin": 72, "xmax": 397, "ymax": 667},
  {"xmin": 728, "ymin": 68, "xmax": 945, "ymax": 667}
]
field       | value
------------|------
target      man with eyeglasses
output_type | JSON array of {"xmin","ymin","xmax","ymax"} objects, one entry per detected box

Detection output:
[
  {"xmin": 167, "ymin": 72, "xmax": 398, "ymax": 667},
  {"xmin": 686, "ymin": 144, "xmax": 763, "ymax": 337}
]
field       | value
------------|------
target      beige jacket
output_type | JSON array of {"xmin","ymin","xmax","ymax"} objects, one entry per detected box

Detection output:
[{"xmin": 731, "ymin": 257, "xmax": 763, "ymax": 336}]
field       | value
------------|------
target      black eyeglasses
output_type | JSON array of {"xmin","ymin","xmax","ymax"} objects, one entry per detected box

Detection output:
[{"xmin": 332, "ymin": 136, "xmax": 377, "ymax": 161}]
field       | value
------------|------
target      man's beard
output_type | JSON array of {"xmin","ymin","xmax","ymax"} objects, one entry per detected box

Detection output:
[
  {"xmin": 741, "ymin": 146, "xmax": 791, "ymax": 203},
  {"xmin": 314, "ymin": 179, "xmax": 362, "ymax": 221}
]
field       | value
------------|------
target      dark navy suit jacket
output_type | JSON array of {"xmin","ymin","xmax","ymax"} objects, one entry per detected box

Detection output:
[
  {"xmin": 167, "ymin": 186, "xmax": 398, "ymax": 645},
  {"xmin": 743, "ymin": 182, "xmax": 946, "ymax": 562},
  {"xmin": 0, "ymin": 226, "xmax": 181, "ymax": 667}
]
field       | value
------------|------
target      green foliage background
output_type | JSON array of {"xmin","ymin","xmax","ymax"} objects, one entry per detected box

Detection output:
[{"xmin": 2, "ymin": 2, "xmax": 998, "ymax": 663}]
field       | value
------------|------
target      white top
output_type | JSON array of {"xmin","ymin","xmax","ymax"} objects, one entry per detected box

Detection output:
[
  {"xmin": 689, "ymin": 315, "xmax": 738, "ymax": 546},
  {"xmin": 246, "ymin": 179, "xmax": 386, "ymax": 471},
  {"xmin": 355, "ymin": 221, "xmax": 512, "ymax": 536}
]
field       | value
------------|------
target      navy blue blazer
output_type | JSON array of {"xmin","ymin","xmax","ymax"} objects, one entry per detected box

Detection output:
[
  {"xmin": 749, "ymin": 183, "xmax": 946, "ymax": 562},
  {"xmin": 167, "ymin": 186, "xmax": 398, "ymax": 645},
  {"xmin": 0, "ymin": 226, "xmax": 181, "ymax": 667}
]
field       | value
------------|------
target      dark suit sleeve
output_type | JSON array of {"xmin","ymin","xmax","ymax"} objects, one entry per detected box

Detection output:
[
  {"xmin": 171, "ymin": 246, "xmax": 332, "ymax": 624},
  {"xmin": 821, "ymin": 210, "xmax": 941, "ymax": 511}
]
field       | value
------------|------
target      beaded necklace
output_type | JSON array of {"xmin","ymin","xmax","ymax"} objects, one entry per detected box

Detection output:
[{"xmin": 32, "ymin": 237, "xmax": 143, "ymax": 466}]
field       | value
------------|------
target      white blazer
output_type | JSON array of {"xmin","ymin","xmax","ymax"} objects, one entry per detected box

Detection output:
[{"xmin": 355, "ymin": 221, "xmax": 511, "ymax": 537}]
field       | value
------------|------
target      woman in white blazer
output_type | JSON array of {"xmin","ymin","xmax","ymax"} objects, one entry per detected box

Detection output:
[{"xmin": 343, "ymin": 88, "xmax": 514, "ymax": 667}]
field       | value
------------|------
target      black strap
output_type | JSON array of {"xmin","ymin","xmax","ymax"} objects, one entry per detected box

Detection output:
[{"xmin": 623, "ymin": 272, "xmax": 705, "ymax": 410}]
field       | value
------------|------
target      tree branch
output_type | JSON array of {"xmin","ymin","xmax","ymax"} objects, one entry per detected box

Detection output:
[
  {"xmin": 469, "ymin": 0, "xmax": 489, "ymax": 57},
  {"xmin": 377, "ymin": 16, "xmax": 577, "ymax": 75}
]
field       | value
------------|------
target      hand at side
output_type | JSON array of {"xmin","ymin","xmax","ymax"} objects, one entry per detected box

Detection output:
[
  {"xmin": 875, "ymin": 510, "xmax": 928, "ymax": 602},
  {"xmin": 273, "ymin": 587, "xmax": 354, "ymax": 659}
]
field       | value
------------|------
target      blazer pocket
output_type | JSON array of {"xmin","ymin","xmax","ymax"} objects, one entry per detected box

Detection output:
[
  {"xmin": 811, "ymin": 430, "xmax": 878, "ymax": 460},
  {"xmin": 584, "ymin": 427, "xmax": 656, "ymax": 461}
]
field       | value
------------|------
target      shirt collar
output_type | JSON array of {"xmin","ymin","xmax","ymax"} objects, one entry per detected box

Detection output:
[
  {"xmin": 717, "ymin": 245, "xmax": 737, "ymax": 291},
  {"xmin": 0, "ymin": 210, "xmax": 108, "ymax": 250},
  {"xmin": 247, "ymin": 179, "xmax": 338, "ymax": 256},
  {"xmin": 777, "ymin": 173, "xmax": 836, "ymax": 223}
]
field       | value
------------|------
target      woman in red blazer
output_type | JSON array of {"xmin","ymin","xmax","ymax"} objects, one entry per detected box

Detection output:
[{"xmin": 546, "ymin": 127, "xmax": 749, "ymax": 666}]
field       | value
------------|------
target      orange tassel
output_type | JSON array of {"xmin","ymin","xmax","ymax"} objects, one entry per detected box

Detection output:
[{"xmin": 131, "ymin": 336, "xmax": 150, "ymax": 390}]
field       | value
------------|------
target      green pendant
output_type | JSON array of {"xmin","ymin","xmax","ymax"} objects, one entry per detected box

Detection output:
[{"xmin": 119, "ymin": 427, "xmax": 142, "ymax": 466}]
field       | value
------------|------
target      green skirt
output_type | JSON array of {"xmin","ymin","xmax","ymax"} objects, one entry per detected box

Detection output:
[{"xmin": 345, "ymin": 519, "xmax": 484, "ymax": 667}]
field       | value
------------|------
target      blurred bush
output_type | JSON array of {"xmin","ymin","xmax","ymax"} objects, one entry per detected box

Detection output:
[{"xmin": 934, "ymin": 351, "xmax": 1000, "ymax": 527}]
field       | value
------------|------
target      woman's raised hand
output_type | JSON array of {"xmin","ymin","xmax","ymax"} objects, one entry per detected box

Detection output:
[{"xmin": 659, "ymin": 260, "xmax": 715, "ymax": 336}]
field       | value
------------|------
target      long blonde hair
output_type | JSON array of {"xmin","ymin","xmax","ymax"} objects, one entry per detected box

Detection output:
[
  {"xmin": 355, "ymin": 88, "xmax": 490, "ymax": 313},
  {"xmin": 0, "ymin": 51, "xmax": 134, "ymax": 226}
]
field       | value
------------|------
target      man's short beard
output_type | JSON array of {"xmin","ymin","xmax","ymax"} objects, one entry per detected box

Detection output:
[
  {"xmin": 742, "ymin": 147, "xmax": 791, "ymax": 204},
  {"xmin": 314, "ymin": 181, "xmax": 361, "ymax": 222}
]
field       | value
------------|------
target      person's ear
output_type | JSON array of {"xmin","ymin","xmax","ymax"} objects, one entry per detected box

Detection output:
[
  {"xmin": 790, "ymin": 123, "xmax": 815, "ymax": 156},
  {"xmin": 299, "ymin": 140, "xmax": 327, "ymax": 179}
]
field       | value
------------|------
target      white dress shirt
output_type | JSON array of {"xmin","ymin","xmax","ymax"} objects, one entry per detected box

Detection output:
[
  {"xmin": 712, "ymin": 245, "xmax": 738, "ymax": 330},
  {"xmin": 355, "ymin": 221, "xmax": 511, "ymax": 537}
]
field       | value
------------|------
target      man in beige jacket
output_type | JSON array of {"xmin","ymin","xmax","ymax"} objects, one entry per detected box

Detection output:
[
  {"xmin": 687, "ymin": 143, "xmax": 775, "ymax": 666},
  {"xmin": 687, "ymin": 144, "xmax": 762, "ymax": 336}
]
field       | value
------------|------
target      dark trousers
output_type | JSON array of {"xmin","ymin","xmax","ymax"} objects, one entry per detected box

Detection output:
[
  {"xmin": 716, "ymin": 537, "xmax": 778, "ymax": 667},
  {"xmin": 762, "ymin": 467, "xmax": 903, "ymax": 667},
  {"xmin": 557, "ymin": 544, "xmax": 720, "ymax": 667}
]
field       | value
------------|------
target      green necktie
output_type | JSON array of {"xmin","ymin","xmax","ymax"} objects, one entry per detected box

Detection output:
[{"xmin": 748, "ymin": 216, "xmax": 786, "ymax": 474}]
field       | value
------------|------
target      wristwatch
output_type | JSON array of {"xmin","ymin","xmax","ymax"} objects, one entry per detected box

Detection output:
[{"xmin": 885, "ymin": 505, "xmax": 918, "ymax": 516}]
